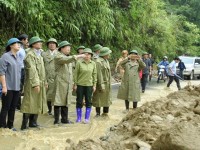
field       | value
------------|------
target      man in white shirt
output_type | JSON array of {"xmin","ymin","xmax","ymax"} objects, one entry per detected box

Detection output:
[{"xmin": 167, "ymin": 57, "xmax": 181, "ymax": 90}]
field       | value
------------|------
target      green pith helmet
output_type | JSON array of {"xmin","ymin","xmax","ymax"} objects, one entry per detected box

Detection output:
[
  {"xmin": 82, "ymin": 48, "xmax": 93, "ymax": 55},
  {"xmin": 29, "ymin": 36, "xmax": 43, "ymax": 47},
  {"xmin": 99, "ymin": 47, "xmax": 112, "ymax": 57},
  {"xmin": 93, "ymin": 44, "xmax": 102, "ymax": 52},
  {"xmin": 76, "ymin": 45, "xmax": 85, "ymax": 52},
  {"xmin": 129, "ymin": 50, "xmax": 138, "ymax": 55},
  {"xmin": 58, "ymin": 41, "xmax": 71, "ymax": 50},
  {"xmin": 142, "ymin": 52, "xmax": 149, "ymax": 55},
  {"xmin": 47, "ymin": 38, "xmax": 58, "ymax": 46}
]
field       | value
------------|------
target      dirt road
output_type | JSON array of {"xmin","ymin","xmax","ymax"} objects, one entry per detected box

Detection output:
[{"xmin": 0, "ymin": 79, "xmax": 199, "ymax": 150}]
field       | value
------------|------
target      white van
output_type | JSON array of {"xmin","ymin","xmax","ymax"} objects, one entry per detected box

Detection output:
[{"xmin": 179, "ymin": 56, "xmax": 200, "ymax": 80}]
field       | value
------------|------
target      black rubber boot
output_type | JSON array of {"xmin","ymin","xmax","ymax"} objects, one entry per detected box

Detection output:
[
  {"xmin": 96, "ymin": 107, "xmax": 101, "ymax": 117},
  {"xmin": 103, "ymin": 107, "xmax": 109, "ymax": 113},
  {"xmin": 54, "ymin": 106, "xmax": 60, "ymax": 124},
  {"xmin": 21, "ymin": 113, "xmax": 30, "ymax": 130},
  {"xmin": 61, "ymin": 106, "xmax": 73, "ymax": 124},
  {"xmin": 29, "ymin": 114, "xmax": 39, "ymax": 127},
  {"xmin": 125, "ymin": 100, "xmax": 129, "ymax": 110},
  {"xmin": 47, "ymin": 101, "xmax": 52, "ymax": 115},
  {"xmin": 133, "ymin": 102, "xmax": 138, "ymax": 109}
]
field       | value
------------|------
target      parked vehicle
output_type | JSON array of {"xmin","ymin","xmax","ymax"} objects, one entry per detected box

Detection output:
[
  {"xmin": 179, "ymin": 56, "xmax": 200, "ymax": 80},
  {"xmin": 157, "ymin": 65, "xmax": 167, "ymax": 83}
]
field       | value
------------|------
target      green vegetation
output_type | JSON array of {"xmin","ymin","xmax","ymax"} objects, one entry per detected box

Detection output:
[{"xmin": 0, "ymin": 0, "xmax": 199, "ymax": 59}]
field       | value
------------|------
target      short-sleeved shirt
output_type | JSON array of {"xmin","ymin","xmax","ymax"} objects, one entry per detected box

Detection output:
[
  {"xmin": 0, "ymin": 51, "xmax": 21, "ymax": 91},
  {"xmin": 142, "ymin": 58, "xmax": 151, "ymax": 74},
  {"xmin": 168, "ymin": 60, "xmax": 177, "ymax": 76}
]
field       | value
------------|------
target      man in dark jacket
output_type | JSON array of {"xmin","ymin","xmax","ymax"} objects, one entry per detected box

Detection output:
[{"xmin": 178, "ymin": 59, "xmax": 186, "ymax": 78}]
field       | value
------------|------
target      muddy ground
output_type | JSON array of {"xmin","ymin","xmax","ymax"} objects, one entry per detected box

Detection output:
[{"xmin": 0, "ymin": 79, "xmax": 199, "ymax": 150}]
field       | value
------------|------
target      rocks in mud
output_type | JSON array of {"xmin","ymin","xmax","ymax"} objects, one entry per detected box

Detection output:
[
  {"xmin": 152, "ymin": 122, "xmax": 200, "ymax": 150},
  {"xmin": 150, "ymin": 115, "xmax": 163, "ymax": 123}
]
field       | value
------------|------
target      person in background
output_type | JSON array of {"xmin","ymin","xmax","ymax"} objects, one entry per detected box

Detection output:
[
  {"xmin": 42, "ymin": 38, "xmax": 58, "ymax": 115},
  {"xmin": 148, "ymin": 53, "xmax": 154, "ymax": 81},
  {"xmin": 117, "ymin": 50, "xmax": 146, "ymax": 111},
  {"xmin": 77, "ymin": 46, "xmax": 85, "ymax": 54},
  {"xmin": 178, "ymin": 59, "xmax": 186, "ymax": 78},
  {"xmin": 92, "ymin": 44, "xmax": 102, "ymax": 60},
  {"xmin": 115, "ymin": 50, "xmax": 128, "ymax": 80},
  {"xmin": 0, "ymin": 38, "xmax": 21, "ymax": 130},
  {"xmin": 17, "ymin": 34, "xmax": 28, "ymax": 110},
  {"xmin": 141, "ymin": 52, "xmax": 151, "ymax": 93},
  {"xmin": 73, "ymin": 48, "xmax": 97, "ymax": 123},
  {"xmin": 92, "ymin": 47, "xmax": 112, "ymax": 117},
  {"xmin": 53, "ymin": 41, "xmax": 85, "ymax": 124},
  {"xmin": 166, "ymin": 57, "xmax": 181, "ymax": 90},
  {"xmin": 20, "ymin": 36, "xmax": 48, "ymax": 130}
]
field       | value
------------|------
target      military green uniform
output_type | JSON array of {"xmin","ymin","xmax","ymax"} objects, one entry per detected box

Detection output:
[
  {"xmin": 117, "ymin": 50, "xmax": 146, "ymax": 110},
  {"xmin": 92, "ymin": 47, "xmax": 112, "ymax": 116},
  {"xmin": 53, "ymin": 52, "xmax": 76, "ymax": 106},
  {"xmin": 53, "ymin": 41, "xmax": 76, "ymax": 124},
  {"xmin": 21, "ymin": 36, "xmax": 47, "ymax": 130},
  {"xmin": 42, "ymin": 50, "xmax": 57, "ymax": 101}
]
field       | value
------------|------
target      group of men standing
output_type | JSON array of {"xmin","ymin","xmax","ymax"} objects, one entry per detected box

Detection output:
[{"xmin": 0, "ymin": 35, "xmax": 112, "ymax": 130}]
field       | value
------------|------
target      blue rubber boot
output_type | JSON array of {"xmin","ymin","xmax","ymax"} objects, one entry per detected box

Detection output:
[{"xmin": 76, "ymin": 108, "xmax": 82, "ymax": 123}]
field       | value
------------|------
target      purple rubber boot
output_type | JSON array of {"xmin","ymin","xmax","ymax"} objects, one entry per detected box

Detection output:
[
  {"xmin": 76, "ymin": 108, "xmax": 82, "ymax": 123},
  {"xmin": 84, "ymin": 108, "xmax": 92, "ymax": 124}
]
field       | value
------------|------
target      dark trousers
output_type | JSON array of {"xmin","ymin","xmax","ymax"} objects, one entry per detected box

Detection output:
[
  {"xmin": 17, "ymin": 68, "xmax": 25, "ymax": 110},
  {"xmin": 179, "ymin": 70, "xmax": 184, "ymax": 78},
  {"xmin": 125, "ymin": 100, "xmax": 137, "ymax": 109},
  {"xmin": 76, "ymin": 85, "xmax": 93, "ymax": 108},
  {"xmin": 47, "ymin": 101, "xmax": 52, "ymax": 113},
  {"xmin": 96, "ymin": 107, "xmax": 109, "ymax": 115},
  {"xmin": 54, "ymin": 106, "xmax": 69, "ymax": 123},
  {"xmin": 167, "ymin": 75, "xmax": 181, "ymax": 90},
  {"xmin": 0, "ymin": 90, "xmax": 20, "ymax": 128},
  {"xmin": 141, "ymin": 74, "xmax": 148, "ymax": 91}
]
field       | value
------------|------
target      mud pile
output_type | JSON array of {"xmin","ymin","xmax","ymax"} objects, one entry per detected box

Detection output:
[{"xmin": 68, "ymin": 85, "xmax": 200, "ymax": 150}]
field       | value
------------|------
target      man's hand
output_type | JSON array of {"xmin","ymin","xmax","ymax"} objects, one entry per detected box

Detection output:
[
  {"xmin": 2, "ymin": 86, "xmax": 7, "ymax": 96},
  {"xmin": 93, "ymin": 86, "xmax": 96, "ymax": 93},
  {"xmin": 34, "ymin": 86, "xmax": 40, "ymax": 93},
  {"xmin": 73, "ymin": 85, "xmax": 77, "ymax": 91}
]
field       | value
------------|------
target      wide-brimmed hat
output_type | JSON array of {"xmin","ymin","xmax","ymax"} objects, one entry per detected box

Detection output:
[
  {"xmin": 58, "ymin": 41, "xmax": 71, "ymax": 50},
  {"xmin": 93, "ymin": 44, "xmax": 102, "ymax": 52},
  {"xmin": 142, "ymin": 52, "xmax": 149, "ymax": 55},
  {"xmin": 76, "ymin": 46, "xmax": 85, "ymax": 52},
  {"xmin": 17, "ymin": 34, "xmax": 28, "ymax": 41},
  {"xmin": 129, "ymin": 50, "xmax": 138, "ymax": 55},
  {"xmin": 82, "ymin": 48, "xmax": 93, "ymax": 56},
  {"xmin": 6, "ymin": 38, "xmax": 22, "ymax": 51},
  {"xmin": 47, "ymin": 38, "xmax": 58, "ymax": 46},
  {"xmin": 29, "ymin": 36, "xmax": 43, "ymax": 47},
  {"xmin": 99, "ymin": 47, "xmax": 112, "ymax": 57}
]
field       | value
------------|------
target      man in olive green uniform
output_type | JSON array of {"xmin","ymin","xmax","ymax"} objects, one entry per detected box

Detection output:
[
  {"xmin": 117, "ymin": 50, "xmax": 146, "ymax": 110},
  {"xmin": 53, "ymin": 41, "xmax": 85, "ymax": 124},
  {"xmin": 93, "ymin": 44, "xmax": 102, "ymax": 59},
  {"xmin": 21, "ymin": 37, "xmax": 48, "ymax": 130},
  {"xmin": 42, "ymin": 38, "xmax": 58, "ymax": 115},
  {"xmin": 92, "ymin": 47, "xmax": 112, "ymax": 117},
  {"xmin": 76, "ymin": 46, "xmax": 85, "ymax": 54}
]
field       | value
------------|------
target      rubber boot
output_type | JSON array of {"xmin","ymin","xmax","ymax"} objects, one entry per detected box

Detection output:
[
  {"xmin": 21, "ymin": 113, "xmax": 30, "ymax": 130},
  {"xmin": 29, "ymin": 114, "xmax": 39, "ymax": 127},
  {"xmin": 95, "ymin": 107, "xmax": 101, "ymax": 117},
  {"xmin": 125, "ymin": 100, "xmax": 129, "ymax": 110},
  {"xmin": 47, "ymin": 101, "xmax": 52, "ymax": 115},
  {"xmin": 84, "ymin": 107, "xmax": 92, "ymax": 124},
  {"xmin": 54, "ymin": 106, "xmax": 60, "ymax": 124},
  {"xmin": 61, "ymin": 106, "xmax": 73, "ymax": 124},
  {"xmin": 76, "ymin": 108, "xmax": 82, "ymax": 123},
  {"xmin": 133, "ymin": 102, "xmax": 137, "ymax": 109}
]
